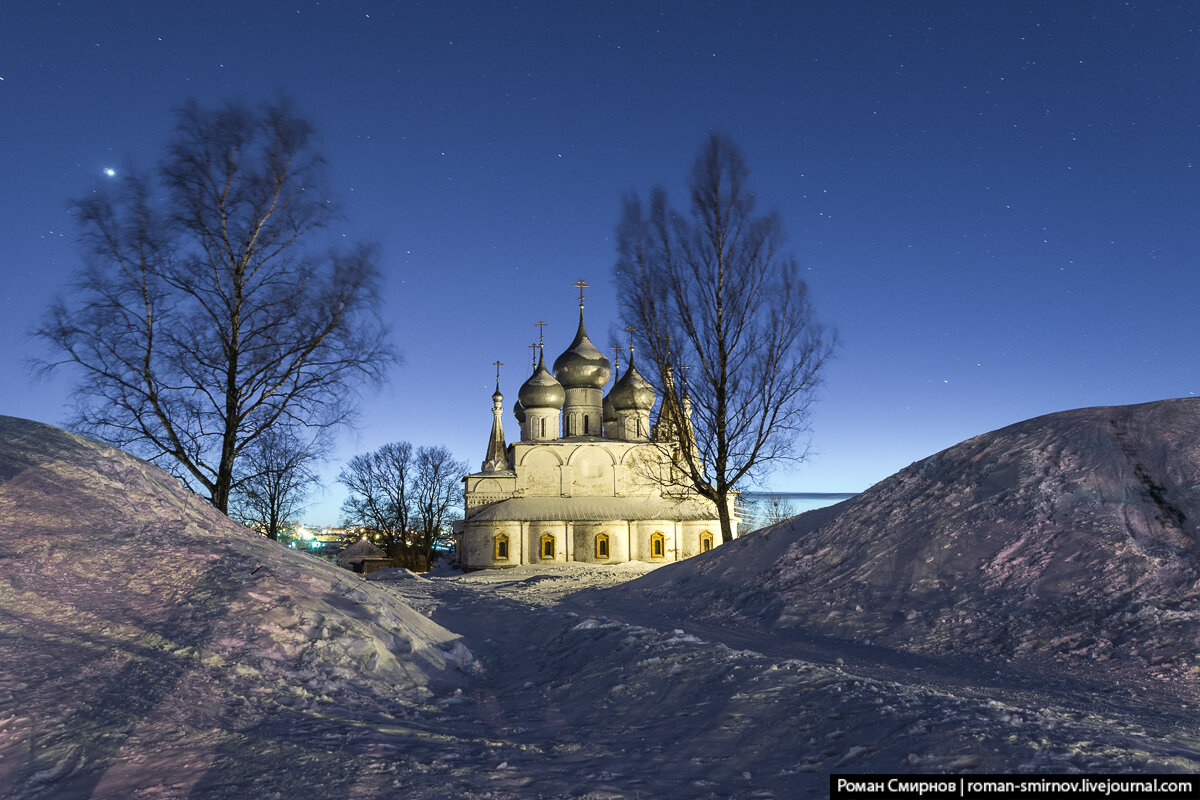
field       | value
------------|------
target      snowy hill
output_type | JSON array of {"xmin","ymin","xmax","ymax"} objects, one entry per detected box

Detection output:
[
  {"xmin": 0, "ymin": 416, "xmax": 471, "ymax": 799},
  {"xmin": 603, "ymin": 398, "xmax": 1200, "ymax": 683},
  {"xmin": 5, "ymin": 410, "xmax": 1200, "ymax": 798}
]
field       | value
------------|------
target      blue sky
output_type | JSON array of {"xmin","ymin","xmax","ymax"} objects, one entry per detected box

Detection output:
[{"xmin": 4, "ymin": 2, "xmax": 1199, "ymax": 525}]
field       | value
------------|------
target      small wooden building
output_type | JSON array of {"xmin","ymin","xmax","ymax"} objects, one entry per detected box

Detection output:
[{"xmin": 338, "ymin": 536, "xmax": 392, "ymax": 574}]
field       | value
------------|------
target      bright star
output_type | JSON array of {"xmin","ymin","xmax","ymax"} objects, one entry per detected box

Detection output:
[{"xmin": 103, "ymin": 168, "xmax": 116, "ymax": 177}]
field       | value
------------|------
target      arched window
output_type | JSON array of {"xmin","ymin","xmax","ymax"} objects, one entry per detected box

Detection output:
[
  {"xmin": 583, "ymin": 415, "xmax": 590, "ymax": 435},
  {"xmin": 595, "ymin": 532, "xmax": 610, "ymax": 559},
  {"xmin": 540, "ymin": 418, "xmax": 545, "ymax": 438},
  {"xmin": 700, "ymin": 531, "xmax": 714, "ymax": 553},
  {"xmin": 540, "ymin": 533, "xmax": 556, "ymax": 560},
  {"xmin": 494, "ymin": 533, "xmax": 509, "ymax": 560},
  {"xmin": 650, "ymin": 531, "xmax": 666, "ymax": 559}
]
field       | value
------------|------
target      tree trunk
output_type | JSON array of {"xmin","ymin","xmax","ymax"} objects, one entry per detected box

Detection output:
[
  {"xmin": 716, "ymin": 487, "xmax": 735, "ymax": 543},
  {"xmin": 212, "ymin": 465, "xmax": 233, "ymax": 514}
]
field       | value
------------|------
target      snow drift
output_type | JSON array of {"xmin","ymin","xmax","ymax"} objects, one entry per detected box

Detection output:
[
  {"xmin": 0, "ymin": 416, "xmax": 470, "ymax": 798},
  {"xmin": 614, "ymin": 399, "xmax": 1200, "ymax": 680}
]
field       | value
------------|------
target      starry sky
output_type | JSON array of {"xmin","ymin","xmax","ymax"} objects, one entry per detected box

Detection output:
[{"xmin": 4, "ymin": 1, "xmax": 1200, "ymax": 526}]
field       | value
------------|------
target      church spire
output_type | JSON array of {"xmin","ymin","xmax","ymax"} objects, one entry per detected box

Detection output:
[{"xmin": 481, "ymin": 362, "xmax": 510, "ymax": 472}]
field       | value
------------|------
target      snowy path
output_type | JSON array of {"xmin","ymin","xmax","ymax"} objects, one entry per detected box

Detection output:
[
  {"xmin": 567, "ymin": 587, "xmax": 1200, "ymax": 776},
  {"xmin": 362, "ymin": 565, "xmax": 1200, "ymax": 799},
  {"xmin": 6, "ymin": 562, "xmax": 1199, "ymax": 799},
  {"xmin": 563, "ymin": 582, "xmax": 1200, "ymax": 763}
]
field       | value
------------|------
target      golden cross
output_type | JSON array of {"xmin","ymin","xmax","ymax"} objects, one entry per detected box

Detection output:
[
  {"xmin": 611, "ymin": 344, "xmax": 623, "ymax": 372},
  {"xmin": 529, "ymin": 342, "xmax": 538, "ymax": 368},
  {"xmin": 534, "ymin": 320, "xmax": 547, "ymax": 346},
  {"xmin": 492, "ymin": 360, "xmax": 503, "ymax": 382},
  {"xmin": 573, "ymin": 278, "xmax": 589, "ymax": 310},
  {"xmin": 624, "ymin": 324, "xmax": 638, "ymax": 353}
]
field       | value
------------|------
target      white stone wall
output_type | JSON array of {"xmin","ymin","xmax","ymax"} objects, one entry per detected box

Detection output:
[
  {"xmin": 463, "ymin": 474, "xmax": 516, "ymax": 517},
  {"xmin": 524, "ymin": 409, "xmax": 559, "ymax": 442},
  {"xmin": 677, "ymin": 521, "xmax": 719, "ymax": 559},
  {"xmin": 506, "ymin": 440, "xmax": 669, "ymax": 499},
  {"xmin": 570, "ymin": 521, "xmax": 631, "ymax": 563},
  {"xmin": 630, "ymin": 521, "xmax": 678, "ymax": 562},
  {"xmin": 461, "ymin": 433, "xmax": 732, "ymax": 568},
  {"xmin": 612, "ymin": 411, "xmax": 651, "ymax": 442},
  {"xmin": 562, "ymin": 387, "xmax": 603, "ymax": 437},
  {"xmin": 460, "ymin": 520, "xmax": 521, "ymax": 568},
  {"xmin": 527, "ymin": 521, "xmax": 566, "ymax": 564},
  {"xmin": 462, "ymin": 517, "xmax": 726, "ymax": 568}
]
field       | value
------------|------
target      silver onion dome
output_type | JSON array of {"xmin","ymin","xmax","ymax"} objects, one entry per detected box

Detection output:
[
  {"xmin": 552, "ymin": 312, "xmax": 611, "ymax": 390},
  {"xmin": 609, "ymin": 355, "xmax": 656, "ymax": 411},
  {"xmin": 518, "ymin": 353, "xmax": 566, "ymax": 409}
]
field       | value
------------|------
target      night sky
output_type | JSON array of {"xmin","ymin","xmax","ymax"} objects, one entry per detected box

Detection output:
[{"xmin": 5, "ymin": 2, "xmax": 1200, "ymax": 525}]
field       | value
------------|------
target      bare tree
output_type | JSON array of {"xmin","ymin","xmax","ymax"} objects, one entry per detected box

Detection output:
[
  {"xmin": 228, "ymin": 426, "xmax": 324, "ymax": 540},
  {"xmin": 615, "ymin": 133, "xmax": 834, "ymax": 543},
  {"xmin": 412, "ymin": 446, "xmax": 467, "ymax": 570},
  {"xmin": 757, "ymin": 494, "xmax": 798, "ymax": 528},
  {"xmin": 34, "ymin": 99, "xmax": 395, "ymax": 512},
  {"xmin": 338, "ymin": 442, "xmax": 467, "ymax": 571},
  {"xmin": 768, "ymin": 495, "xmax": 799, "ymax": 525},
  {"xmin": 338, "ymin": 442, "xmax": 416, "ymax": 568}
]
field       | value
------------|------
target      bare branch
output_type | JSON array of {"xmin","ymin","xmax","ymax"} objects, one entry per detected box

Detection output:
[
  {"xmin": 339, "ymin": 441, "xmax": 465, "ymax": 571},
  {"xmin": 32, "ymin": 99, "xmax": 397, "ymax": 513},
  {"xmin": 228, "ymin": 425, "xmax": 325, "ymax": 539},
  {"xmin": 614, "ymin": 134, "xmax": 836, "ymax": 542}
]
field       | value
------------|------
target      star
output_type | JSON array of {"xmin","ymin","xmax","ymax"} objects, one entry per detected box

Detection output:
[{"xmin": 103, "ymin": 168, "xmax": 116, "ymax": 177}]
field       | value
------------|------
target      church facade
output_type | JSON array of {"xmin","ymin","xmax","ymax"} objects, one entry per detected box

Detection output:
[{"xmin": 457, "ymin": 295, "xmax": 735, "ymax": 569}]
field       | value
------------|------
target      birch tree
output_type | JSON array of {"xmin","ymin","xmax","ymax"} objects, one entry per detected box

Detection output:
[
  {"xmin": 615, "ymin": 134, "xmax": 834, "ymax": 543},
  {"xmin": 35, "ymin": 100, "xmax": 394, "ymax": 512}
]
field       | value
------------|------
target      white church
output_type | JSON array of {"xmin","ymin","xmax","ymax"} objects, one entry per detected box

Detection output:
[{"xmin": 457, "ymin": 285, "xmax": 735, "ymax": 569}]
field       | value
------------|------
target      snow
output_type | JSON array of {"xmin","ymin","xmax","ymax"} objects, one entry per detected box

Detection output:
[
  {"xmin": 3, "ymin": 407, "xmax": 1200, "ymax": 798},
  {"xmin": 600, "ymin": 399, "xmax": 1200, "ymax": 686},
  {"xmin": 0, "ymin": 416, "xmax": 470, "ymax": 799}
]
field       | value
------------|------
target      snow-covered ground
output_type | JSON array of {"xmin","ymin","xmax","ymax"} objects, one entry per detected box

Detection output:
[
  {"xmin": 599, "ymin": 399, "xmax": 1200, "ymax": 689},
  {"xmin": 3, "ymin": 408, "xmax": 1200, "ymax": 799}
]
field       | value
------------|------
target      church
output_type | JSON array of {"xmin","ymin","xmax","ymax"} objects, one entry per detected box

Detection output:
[{"xmin": 457, "ymin": 283, "xmax": 735, "ymax": 569}]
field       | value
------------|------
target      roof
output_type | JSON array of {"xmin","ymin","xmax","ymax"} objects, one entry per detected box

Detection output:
[
  {"xmin": 339, "ymin": 536, "xmax": 389, "ymax": 561},
  {"xmin": 466, "ymin": 495, "xmax": 720, "ymax": 523}
]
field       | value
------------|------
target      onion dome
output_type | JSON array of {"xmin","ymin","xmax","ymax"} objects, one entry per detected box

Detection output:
[
  {"xmin": 609, "ymin": 354, "xmax": 656, "ymax": 411},
  {"xmin": 603, "ymin": 393, "xmax": 617, "ymax": 427},
  {"xmin": 518, "ymin": 352, "xmax": 566, "ymax": 409},
  {"xmin": 603, "ymin": 354, "xmax": 620, "ymax": 427},
  {"xmin": 553, "ymin": 311, "xmax": 612, "ymax": 390},
  {"xmin": 512, "ymin": 400, "xmax": 526, "ymax": 425}
]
